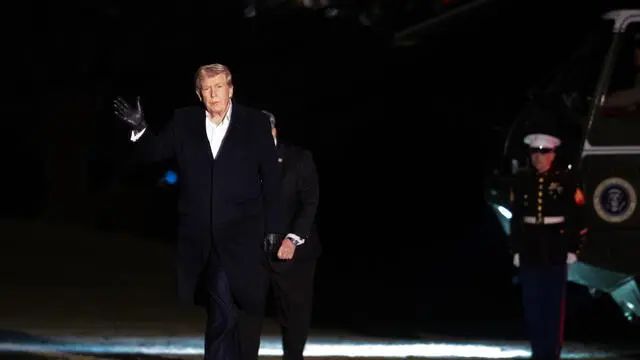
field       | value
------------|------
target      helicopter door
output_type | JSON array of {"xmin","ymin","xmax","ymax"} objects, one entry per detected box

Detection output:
[{"xmin": 581, "ymin": 23, "xmax": 640, "ymax": 274}]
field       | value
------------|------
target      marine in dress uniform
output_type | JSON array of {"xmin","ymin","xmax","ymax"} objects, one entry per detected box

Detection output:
[{"xmin": 509, "ymin": 132, "xmax": 587, "ymax": 360}]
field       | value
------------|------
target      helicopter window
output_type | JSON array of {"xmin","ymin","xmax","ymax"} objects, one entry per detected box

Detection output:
[
  {"xmin": 590, "ymin": 22, "xmax": 640, "ymax": 146},
  {"xmin": 601, "ymin": 24, "xmax": 640, "ymax": 112},
  {"xmin": 544, "ymin": 24, "xmax": 613, "ymax": 120}
]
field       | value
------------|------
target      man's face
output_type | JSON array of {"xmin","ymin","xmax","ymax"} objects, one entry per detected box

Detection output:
[
  {"xmin": 530, "ymin": 148, "xmax": 555, "ymax": 173},
  {"xmin": 200, "ymin": 74, "xmax": 233, "ymax": 117}
]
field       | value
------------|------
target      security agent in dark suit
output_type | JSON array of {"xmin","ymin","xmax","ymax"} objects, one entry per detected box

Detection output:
[
  {"xmin": 509, "ymin": 132, "xmax": 587, "ymax": 360},
  {"xmin": 113, "ymin": 63, "xmax": 286, "ymax": 360},
  {"xmin": 261, "ymin": 110, "xmax": 320, "ymax": 360}
]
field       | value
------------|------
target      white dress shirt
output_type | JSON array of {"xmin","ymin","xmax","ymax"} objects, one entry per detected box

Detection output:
[{"xmin": 205, "ymin": 104, "xmax": 232, "ymax": 159}]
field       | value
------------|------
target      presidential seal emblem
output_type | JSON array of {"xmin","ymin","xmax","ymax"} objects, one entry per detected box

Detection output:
[{"xmin": 593, "ymin": 177, "xmax": 637, "ymax": 223}]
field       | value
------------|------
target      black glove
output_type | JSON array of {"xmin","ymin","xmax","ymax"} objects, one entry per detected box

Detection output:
[
  {"xmin": 263, "ymin": 233, "xmax": 282, "ymax": 254},
  {"xmin": 113, "ymin": 96, "xmax": 147, "ymax": 133}
]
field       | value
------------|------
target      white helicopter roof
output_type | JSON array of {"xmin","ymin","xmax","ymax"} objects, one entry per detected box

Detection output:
[{"xmin": 602, "ymin": 9, "xmax": 640, "ymax": 32}]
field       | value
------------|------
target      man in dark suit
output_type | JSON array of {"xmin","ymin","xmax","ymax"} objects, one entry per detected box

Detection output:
[
  {"xmin": 261, "ymin": 110, "xmax": 320, "ymax": 360},
  {"xmin": 113, "ymin": 63, "xmax": 286, "ymax": 360}
]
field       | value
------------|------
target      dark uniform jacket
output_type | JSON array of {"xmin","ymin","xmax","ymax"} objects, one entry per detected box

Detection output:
[{"xmin": 509, "ymin": 167, "xmax": 587, "ymax": 266}]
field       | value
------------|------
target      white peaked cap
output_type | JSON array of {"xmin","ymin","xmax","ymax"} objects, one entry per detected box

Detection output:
[{"xmin": 523, "ymin": 133, "xmax": 561, "ymax": 148}]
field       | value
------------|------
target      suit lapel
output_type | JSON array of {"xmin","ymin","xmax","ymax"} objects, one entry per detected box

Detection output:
[
  {"xmin": 195, "ymin": 108, "xmax": 213, "ymax": 162},
  {"xmin": 214, "ymin": 102, "xmax": 241, "ymax": 161}
]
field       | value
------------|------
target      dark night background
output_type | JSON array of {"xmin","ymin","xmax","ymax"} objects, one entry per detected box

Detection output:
[{"xmin": 1, "ymin": 0, "xmax": 639, "ymax": 350}]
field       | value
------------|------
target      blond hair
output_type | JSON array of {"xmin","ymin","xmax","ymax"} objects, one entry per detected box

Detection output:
[{"xmin": 194, "ymin": 63, "xmax": 233, "ymax": 94}]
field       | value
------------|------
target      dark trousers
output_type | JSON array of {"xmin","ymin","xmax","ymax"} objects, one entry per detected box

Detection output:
[
  {"xmin": 266, "ymin": 260, "xmax": 316, "ymax": 360},
  {"xmin": 520, "ymin": 264, "xmax": 567, "ymax": 360},
  {"xmin": 205, "ymin": 266, "xmax": 265, "ymax": 360}
]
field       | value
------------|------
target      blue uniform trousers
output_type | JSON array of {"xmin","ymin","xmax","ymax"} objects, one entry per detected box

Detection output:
[{"xmin": 520, "ymin": 264, "xmax": 567, "ymax": 360}]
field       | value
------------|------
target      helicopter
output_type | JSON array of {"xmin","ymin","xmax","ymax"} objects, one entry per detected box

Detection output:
[{"xmin": 485, "ymin": 9, "xmax": 640, "ymax": 323}]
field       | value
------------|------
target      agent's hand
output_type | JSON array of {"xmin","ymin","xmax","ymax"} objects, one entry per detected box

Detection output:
[
  {"xmin": 113, "ymin": 96, "xmax": 147, "ymax": 132},
  {"xmin": 277, "ymin": 239, "xmax": 296, "ymax": 260},
  {"xmin": 567, "ymin": 252, "xmax": 578, "ymax": 264}
]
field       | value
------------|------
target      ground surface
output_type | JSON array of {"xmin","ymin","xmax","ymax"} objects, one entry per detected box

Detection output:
[{"xmin": 1, "ymin": 219, "xmax": 638, "ymax": 360}]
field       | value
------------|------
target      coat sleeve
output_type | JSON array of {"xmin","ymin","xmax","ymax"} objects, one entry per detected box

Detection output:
[
  {"xmin": 131, "ymin": 110, "xmax": 179, "ymax": 164},
  {"xmin": 508, "ymin": 174, "xmax": 523, "ymax": 254},
  {"xmin": 291, "ymin": 149, "xmax": 320, "ymax": 239},
  {"xmin": 564, "ymin": 171, "xmax": 587, "ymax": 254}
]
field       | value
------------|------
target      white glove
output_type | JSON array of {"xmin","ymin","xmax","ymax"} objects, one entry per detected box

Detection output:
[
  {"xmin": 567, "ymin": 252, "xmax": 578, "ymax": 264},
  {"xmin": 513, "ymin": 253, "xmax": 520, "ymax": 267}
]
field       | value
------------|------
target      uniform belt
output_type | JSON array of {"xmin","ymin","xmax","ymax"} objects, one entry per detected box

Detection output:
[{"xmin": 523, "ymin": 216, "xmax": 565, "ymax": 224}]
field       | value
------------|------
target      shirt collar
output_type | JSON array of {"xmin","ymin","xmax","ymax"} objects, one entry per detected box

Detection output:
[{"xmin": 205, "ymin": 102, "xmax": 232, "ymax": 127}]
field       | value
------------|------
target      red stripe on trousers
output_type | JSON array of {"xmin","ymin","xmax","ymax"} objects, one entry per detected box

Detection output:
[{"xmin": 556, "ymin": 266, "xmax": 568, "ymax": 357}]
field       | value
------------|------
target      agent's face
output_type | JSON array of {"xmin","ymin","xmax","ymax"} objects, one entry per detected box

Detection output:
[
  {"xmin": 530, "ymin": 148, "xmax": 555, "ymax": 173},
  {"xmin": 200, "ymin": 74, "xmax": 233, "ymax": 117}
]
